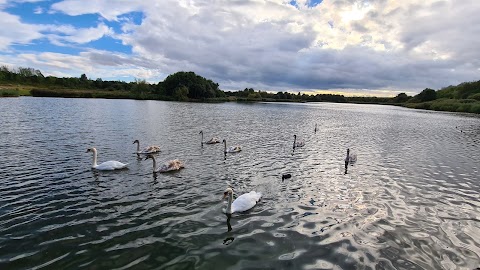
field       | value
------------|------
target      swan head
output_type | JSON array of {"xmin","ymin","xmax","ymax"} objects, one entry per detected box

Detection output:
[
  {"xmin": 133, "ymin": 140, "xmax": 139, "ymax": 144},
  {"xmin": 86, "ymin": 147, "xmax": 96, "ymax": 153},
  {"xmin": 347, "ymin": 148, "xmax": 350, "ymax": 154},
  {"xmin": 223, "ymin": 187, "xmax": 233, "ymax": 199},
  {"xmin": 294, "ymin": 134, "xmax": 297, "ymax": 138},
  {"xmin": 199, "ymin": 130, "xmax": 203, "ymax": 134}
]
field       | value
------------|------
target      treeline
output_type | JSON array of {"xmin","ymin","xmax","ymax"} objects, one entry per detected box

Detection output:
[
  {"xmin": 224, "ymin": 88, "xmax": 407, "ymax": 104},
  {"xmin": 1, "ymin": 65, "xmax": 479, "ymax": 113},
  {"xmin": 405, "ymin": 81, "xmax": 480, "ymax": 113},
  {"xmin": 0, "ymin": 66, "xmax": 408, "ymax": 103},
  {"xmin": 0, "ymin": 66, "xmax": 224, "ymax": 100}
]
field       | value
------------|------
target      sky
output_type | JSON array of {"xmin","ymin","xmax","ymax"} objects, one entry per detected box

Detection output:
[{"xmin": 0, "ymin": 0, "xmax": 479, "ymax": 96}]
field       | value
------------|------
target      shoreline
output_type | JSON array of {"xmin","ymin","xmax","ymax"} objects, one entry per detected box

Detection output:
[{"xmin": 4, "ymin": 90, "xmax": 478, "ymax": 115}]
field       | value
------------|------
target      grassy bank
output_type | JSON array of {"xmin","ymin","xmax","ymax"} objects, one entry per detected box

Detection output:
[
  {"xmin": 0, "ymin": 88, "xmax": 19, "ymax": 97},
  {"xmin": 0, "ymin": 84, "xmax": 35, "ymax": 97},
  {"xmin": 405, "ymin": 98, "xmax": 480, "ymax": 114},
  {"xmin": 5, "ymin": 83, "xmax": 480, "ymax": 115},
  {"xmin": 30, "ymin": 88, "xmax": 157, "ymax": 100}
]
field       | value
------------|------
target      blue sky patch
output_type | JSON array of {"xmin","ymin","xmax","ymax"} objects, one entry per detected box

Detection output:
[
  {"xmin": 88, "ymin": 36, "xmax": 131, "ymax": 54},
  {"xmin": 308, "ymin": 0, "xmax": 323, "ymax": 8},
  {"xmin": 11, "ymin": 41, "xmax": 83, "ymax": 55}
]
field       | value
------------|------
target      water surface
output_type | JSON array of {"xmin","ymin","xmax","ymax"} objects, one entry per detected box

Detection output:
[{"xmin": 0, "ymin": 97, "xmax": 479, "ymax": 269}]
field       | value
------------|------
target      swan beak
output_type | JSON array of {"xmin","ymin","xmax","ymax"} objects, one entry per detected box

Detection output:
[{"xmin": 222, "ymin": 192, "xmax": 228, "ymax": 200}]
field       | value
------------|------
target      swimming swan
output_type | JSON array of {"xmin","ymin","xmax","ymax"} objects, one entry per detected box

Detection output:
[
  {"xmin": 222, "ymin": 187, "xmax": 262, "ymax": 214},
  {"xmin": 293, "ymin": 135, "xmax": 305, "ymax": 149},
  {"xmin": 133, "ymin": 139, "xmax": 161, "ymax": 154},
  {"xmin": 345, "ymin": 148, "xmax": 357, "ymax": 163},
  {"xmin": 223, "ymin": 139, "xmax": 242, "ymax": 153},
  {"xmin": 86, "ymin": 147, "xmax": 128, "ymax": 170},
  {"xmin": 345, "ymin": 148, "xmax": 357, "ymax": 169},
  {"xmin": 145, "ymin": 155, "xmax": 184, "ymax": 173},
  {"xmin": 199, "ymin": 130, "xmax": 220, "ymax": 145}
]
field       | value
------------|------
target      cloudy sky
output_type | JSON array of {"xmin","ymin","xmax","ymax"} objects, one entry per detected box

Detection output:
[{"xmin": 0, "ymin": 0, "xmax": 479, "ymax": 96}]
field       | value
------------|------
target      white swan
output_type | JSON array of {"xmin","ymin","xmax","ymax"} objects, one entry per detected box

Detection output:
[
  {"xmin": 133, "ymin": 139, "xmax": 161, "ymax": 154},
  {"xmin": 293, "ymin": 134, "xmax": 305, "ymax": 149},
  {"xmin": 223, "ymin": 139, "xmax": 242, "ymax": 153},
  {"xmin": 222, "ymin": 187, "xmax": 262, "ymax": 214},
  {"xmin": 199, "ymin": 130, "xmax": 220, "ymax": 145},
  {"xmin": 145, "ymin": 155, "xmax": 184, "ymax": 173},
  {"xmin": 86, "ymin": 147, "xmax": 128, "ymax": 170}
]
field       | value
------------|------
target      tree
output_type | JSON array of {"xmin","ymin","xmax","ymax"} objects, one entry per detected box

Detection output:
[
  {"xmin": 173, "ymin": 85, "xmax": 189, "ymax": 101},
  {"xmin": 393, "ymin": 93, "xmax": 409, "ymax": 103},
  {"xmin": 415, "ymin": 88, "xmax": 437, "ymax": 102},
  {"xmin": 162, "ymin": 71, "xmax": 222, "ymax": 99}
]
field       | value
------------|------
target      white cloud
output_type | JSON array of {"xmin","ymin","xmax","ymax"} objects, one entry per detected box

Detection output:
[
  {"xmin": 0, "ymin": 11, "xmax": 43, "ymax": 50},
  {"xmin": 50, "ymin": 0, "xmax": 144, "ymax": 21},
  {"xmin": 33, "ymin": 6, "xmax": 43, "ymax": 14},
  {"xmin": 46, "ymin": 23, "xmax": 113, "ymax": 44},
  {"xmin": 2, "ymin": 0, "xmax": 480, "ymax": 95}
]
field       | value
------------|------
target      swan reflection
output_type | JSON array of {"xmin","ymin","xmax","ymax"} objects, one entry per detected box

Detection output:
[
  {"xmin": 226, "ymin": 213, "xmax": 232, "ymax": 232},
  {"xmin": 223, "ymin": 213, "xmax": 234, "ymax": 245}
]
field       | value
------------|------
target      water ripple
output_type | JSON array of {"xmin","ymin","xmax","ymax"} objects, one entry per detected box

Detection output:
[{"xmin": 0, "ymin": 98, "xmax": 479, "ymax": 269}]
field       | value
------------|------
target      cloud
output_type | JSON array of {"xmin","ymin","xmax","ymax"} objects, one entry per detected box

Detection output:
[
  {"xmin": 46, "ymin": 23, "xmax": 113, "ymax": 45},
  {"xmin": 33, "ymin": 6, "xmax": 43, "ymax": 14},
  {"xmin": 50, "ymin": 0, "xmax": 144, "ymax": 21},
  {"xmin": 0, "ymin": 11, "xmax": 43, "ymax": 50},
  {"xmin": 1, "ymin": 0, "xmax": 480, "ymax": 96}
]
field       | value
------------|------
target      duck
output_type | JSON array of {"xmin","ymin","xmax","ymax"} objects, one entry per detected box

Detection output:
[
  {"xmin": 223, "ymin": 139, "xmax": 242, "ymax": 153},
  {"xmin": 199, "ymin": 130, "xmax": 220, "ymax": 145},
  {"xmin": 133, "ymin": 139, "xmax": 161, "ymax": 154},
  {"xmin": 86, "ymin": 147, "xmax": 128, "ymax": 170},
  {"xmin": 222, "ymin": 187, "xmax": 262, "ymax": 214},
  {"xmin": 144, "ymin": 154, "xmax": 184, "ymax": 173},
  {"xmin": 293, "ymin": 134, "xmax": 305, "ymax": 149}
]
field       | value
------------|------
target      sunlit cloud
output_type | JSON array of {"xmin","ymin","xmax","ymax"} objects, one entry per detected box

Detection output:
[{"xmin": 0, "ymin": 0, "xmax": 479, "ymax": 96}]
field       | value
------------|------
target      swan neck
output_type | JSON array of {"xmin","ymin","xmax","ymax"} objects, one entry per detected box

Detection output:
[
  {"xmin": 151, "ymin": 156, "xmax": 157, "ymax": 171},
  {"xmin": 91, "ymin": 149, "xmax": 98, "ymax": 168},
  {"xmin": 224, "ymin": 140, "xmax": 227, "ymax": 152},
  {"xmin": 226, "ymin": 192, "xmax": 233, "ymax": 214},
  {"xmin": 135, "ymin": 141, "xmax": 140, "ymax": 152}
]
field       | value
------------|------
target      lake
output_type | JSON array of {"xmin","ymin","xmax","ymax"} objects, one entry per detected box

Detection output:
[{"xmin": 0, "ymin": 97, "xmax": 479, "ymax": 269}]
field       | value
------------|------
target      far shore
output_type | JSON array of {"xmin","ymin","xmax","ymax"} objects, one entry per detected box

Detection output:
[{"xmin": 2, "ymin": 85, "xmax": 479, "ymax": 115}]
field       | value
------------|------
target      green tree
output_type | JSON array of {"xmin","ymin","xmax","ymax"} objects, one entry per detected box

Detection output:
[
  {"xmin": 393, "ymin": 93, "xmax": 410, "ymax": 103},
  {"xmin": 412, "ymin": 88, "xmax": 437, "ymax": 102},
  {"xmin": 173, "ymin": 85, "xmax": 189, "ymax": 101}
]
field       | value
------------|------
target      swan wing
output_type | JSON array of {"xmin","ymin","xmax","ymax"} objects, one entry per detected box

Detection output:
[
  {"xmin": 227, "ymin": 146, "xmax": 242, "ymax": 153},
  {"xmin": 296, "ymin": 141, "xmax": 305, "ymax": 147},
  {"xmin": 206, "ymin": 137, "xmax": 220, "ymax": 144},
  {"xmin": 231, "ymin": 191, "xmax": 262, "ymax": 213},
  {"xmin": 157, "ymin": 159, "xmax": 184, "ymax": 172},
  {"xmin": 140, "ymin": 145, "xmax": 161, "ymax": 154},
  {"xmin": 95, "ymin": 160, "xmax": 128, "ymax": 170}
]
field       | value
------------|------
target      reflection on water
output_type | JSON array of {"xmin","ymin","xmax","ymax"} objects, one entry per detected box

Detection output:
[{"xmin": 0, "ymin": 97, "xmax": 479, "ymax": 269}]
